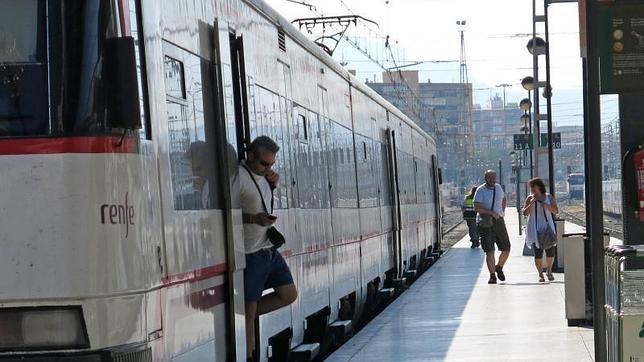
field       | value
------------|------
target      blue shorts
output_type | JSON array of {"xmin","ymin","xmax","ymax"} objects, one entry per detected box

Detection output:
[{"xmin": 244, "ymin": 247, "xmax": 294, "ymax": 302}]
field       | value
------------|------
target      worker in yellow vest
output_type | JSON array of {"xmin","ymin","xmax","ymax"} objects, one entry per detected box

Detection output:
[{"xmin": 462, "ymin": 186, "xmax": 479, "ymax": 248}]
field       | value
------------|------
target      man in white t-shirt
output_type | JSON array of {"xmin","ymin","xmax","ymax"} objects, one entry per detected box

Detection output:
[
  {"xmin": 240, "ymin": 136, "xmax": 297, "ymax": 359},
  {"xmin": 474, "ymin": 170, "xmax": 510, "ymax": 284}
]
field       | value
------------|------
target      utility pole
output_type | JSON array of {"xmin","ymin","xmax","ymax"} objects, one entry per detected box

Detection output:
[
  {"xmin": 496, "ymin": 83, "xmax": 513, "ymax": 109},
  {"xmin": 457, "ymin": 20, "xmax": 468, "ymax": 84},
  {"xmin": 457, "ymin": 19, "xmax": 473, "ymax": 189}
]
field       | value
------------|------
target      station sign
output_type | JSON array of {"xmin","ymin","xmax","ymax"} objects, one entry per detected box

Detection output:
[
  {"xmin": 540, "ymin": 132, "xmax": 562, "ymax": 149},
  {"xmin": 513, "ymin": 134, "xmax": 533, "ymax": 150},
  {"xmin": 598, "ymin": 3, "xmax": 644, "ymax": 93}
]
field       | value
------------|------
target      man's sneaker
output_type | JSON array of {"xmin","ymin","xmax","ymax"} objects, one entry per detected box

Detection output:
[
  {"xmin": 495, "ymin": 265, "xmax": 506, "ymax": 281},
  {"xmin": 488, "ymin": 274, "xmax": 497, "ymax": 284}
]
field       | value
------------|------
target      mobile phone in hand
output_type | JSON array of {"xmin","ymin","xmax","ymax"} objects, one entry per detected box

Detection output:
[{"xmin": 267, "ymin": 215, "xmax": 277, "ymax": 220}]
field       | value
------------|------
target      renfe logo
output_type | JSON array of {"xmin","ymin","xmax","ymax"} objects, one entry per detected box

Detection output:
[{"xmin": 101, "ymin": 192, "xmax": 135, "ymax": 238}]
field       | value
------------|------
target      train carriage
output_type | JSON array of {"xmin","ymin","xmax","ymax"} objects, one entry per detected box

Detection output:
[{"xmin": 0, "ymin": 0, "xmax": 442, "ymax": 361}]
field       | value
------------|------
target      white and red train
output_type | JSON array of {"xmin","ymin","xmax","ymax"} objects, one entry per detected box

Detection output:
[{"xmin": 0, "ymin": 0, "xmax": 442, "ymax": 361}]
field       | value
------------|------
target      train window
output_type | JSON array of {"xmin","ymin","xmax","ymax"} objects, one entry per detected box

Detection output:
[
  {"xmin": 298, "ymin": 113, "xmax": 308, "ymax": 141},
  {"xmin": 0, "ymin": 1, "xmax": 43, "ymax": 63},
  {"xmin": 0, "ymin": 0, "xmax": 48, "ymax": 135},
  {"xmin": 164, "ymin": 57, "xmax": 186, "ymax": 99},
  {"xmin": 0, "ymin": 0, "xmax": 151, "ymax": 138},
  {"xmin": 293, "ymin": 113, "xmax": 329, "ymax": 209},
  {"xmin": 356, "ymin": 135, "xmax": 378, "ymax": 208},
  {"xmin": 330, "ymin": 121, "xmax": 358, "ymax": 208},
  {"xmin": 164, "ymin": 46, "xmax": 222, "ymax": 210},
  {"xmin": 252, "ymin": 86, "xmax": 289, "ymax": 209},
  {"xmin": 379, "ymin": 142, "xmax": 393, "ymax": 206}
]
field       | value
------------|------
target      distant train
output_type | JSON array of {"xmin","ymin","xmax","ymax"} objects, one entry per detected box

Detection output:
[
  {"xmin": 567, "ymin": 176, "xmax": 623, "ymax": 217},
  {"xmin": 567, "ymin": 173, "xmax": 585, "ymax": 200},
  {"xmin": 0, "ymin": 0, "xmax": 443, "ymax": 361},
  {"xmin": 603, "ymin": 179, "xmax": 622, "ymax": 217}
]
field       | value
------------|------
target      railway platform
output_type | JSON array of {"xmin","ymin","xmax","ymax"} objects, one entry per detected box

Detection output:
[{"xmin": 327, "ymin": 208, "xmax": 595, "ymax": 361}]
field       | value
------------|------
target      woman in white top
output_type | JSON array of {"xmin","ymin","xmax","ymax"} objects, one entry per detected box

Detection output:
[{"xmin": 522, "ymin": 178, "xmax": 559, "ymax": 283}]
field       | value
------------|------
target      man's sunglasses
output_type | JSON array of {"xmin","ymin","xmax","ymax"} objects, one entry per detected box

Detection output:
[{"xmin": 259, "ymin": 159, "xmax": 275, "ymax": 167}]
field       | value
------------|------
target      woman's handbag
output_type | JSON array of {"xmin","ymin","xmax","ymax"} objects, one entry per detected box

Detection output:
[
  {"xmin": 535, "ymin": 200, "xmax": 557, "ymax": 249},
  {"xmin": 477, "ymin": 186, "xmax": 496, "ymax": 229},
  {"xmin": 242, "ymin": 165, "xmax": 285, "ymax": 249}
]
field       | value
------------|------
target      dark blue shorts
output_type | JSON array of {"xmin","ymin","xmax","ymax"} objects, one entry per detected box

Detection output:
[{"xmin": 244, "ymin": 247, "xmax": 294, "ymax": 302}]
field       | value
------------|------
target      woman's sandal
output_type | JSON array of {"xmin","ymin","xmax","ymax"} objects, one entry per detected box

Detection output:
[
  {"xmin": 538, "ymin": 274, "xmax": 545, "ymax": 283},
  {"xmin": 547, "ymin": 272, "xmax": 555, "ymax": 281}
]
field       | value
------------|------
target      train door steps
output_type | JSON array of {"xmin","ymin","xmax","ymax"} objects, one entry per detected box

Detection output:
[
  {"xmin": 326, "ymin": 208, "xmax": 595, "ymax": 361},
  {"xmin": 403, "ymin": 269, "xmax": 417, "ymax": 279},
  {"xmin": 329, "ymin": 320, "xmax": 353, "ymax": 344},
  {"xmin": 424, "ymin": 255, "xmax": 436, "ymax": 264},
  {"xmin": 290, "ymin": 342, "xmax": 320, "ymax": 361},
  {"xmin": 391, "ymin": 277, "xmax": 406, "ymax": 289},
  {"xmin": 329, "ymin": 320, "xmax": 352, "ymax": 334},
  {"xmin": 376, "ymin": 287, "xmax": 395, "ymax": 299}
]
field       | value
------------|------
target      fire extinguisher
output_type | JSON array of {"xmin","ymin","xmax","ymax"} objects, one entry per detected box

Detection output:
[{"xmin": 634, "ymin": 147, "xmax": 644, "ymax": 221}]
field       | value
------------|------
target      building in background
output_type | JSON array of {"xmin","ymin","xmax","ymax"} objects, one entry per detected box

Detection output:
[
  {"xmin": 367, "ymin": 71, "xmax": 474, "ymax": 190},
  {"xmin": 471, "ymin": 95, "xmax": 523, "ymax": 189}
]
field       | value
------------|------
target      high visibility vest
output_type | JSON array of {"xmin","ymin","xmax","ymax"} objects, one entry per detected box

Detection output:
[{"xmin": 463, "ymin": 195, "xmax": 476, "ymax": 219}]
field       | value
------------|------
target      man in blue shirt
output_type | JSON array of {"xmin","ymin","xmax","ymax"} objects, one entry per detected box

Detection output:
[{"xmin": 474, "ymin": 170, "xmax": 510, "ymax": 284}]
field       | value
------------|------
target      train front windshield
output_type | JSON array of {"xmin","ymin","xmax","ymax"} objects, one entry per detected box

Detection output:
[{"xmin": 0, "ymin": 0, "xmax": 142, "ymax": 137}]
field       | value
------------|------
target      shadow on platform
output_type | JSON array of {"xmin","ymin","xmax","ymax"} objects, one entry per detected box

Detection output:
[
  {"xmin": 327, "ymin": 246, "xmax": 484, "ymax": 361},
  {"xmin": 328, "ymin": 208, "xmax": 595, "ymax": 361}
]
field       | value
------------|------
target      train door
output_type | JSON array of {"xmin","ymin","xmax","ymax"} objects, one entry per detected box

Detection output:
[
  {"xmin": 158, "ymin": 22, "xmax": 238, "ymax": 358},
  {"xmin": 431, "ymin": 154, "xmax": 442, "ymax": 250},
  {"xmin": 386, "ymin": 127, "xmax": 403, "ymax": 276},
  {"xmin": 216, "ymin": 22, "xmax": 251, "ymax": 360},
  {"xmin": 317, "ymin": 86, "xmax": 334, "ymax": 315}
]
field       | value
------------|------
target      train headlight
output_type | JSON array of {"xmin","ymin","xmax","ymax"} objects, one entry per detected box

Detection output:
[{"xmin": 0, "ymin": 307, "xmax": 88, "ymax": 350}]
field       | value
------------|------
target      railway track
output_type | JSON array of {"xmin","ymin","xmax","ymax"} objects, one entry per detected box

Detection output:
[
  {"xmin": 443, "ymin": 220, "xmax": 464, "ymax": 236},
  {"xmin": 442, "ymin": 208, "xmax": 464, "ymax": 236},
  {"xmin": 558, "ymin": 205, "xmax": 624, "ymax": 240}
]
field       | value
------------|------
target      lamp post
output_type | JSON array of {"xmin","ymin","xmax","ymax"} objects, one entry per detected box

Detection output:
[
  {"xmin": 510, "ymin": 150, "xmax": 522, "ymax": 235},
  {"xmin": 519, "ymin": 97, "xmax": 533, "ymax": 176},
  {"xmin": 526, "ymin": 0, "xmax": 555, "ymax": 196}
]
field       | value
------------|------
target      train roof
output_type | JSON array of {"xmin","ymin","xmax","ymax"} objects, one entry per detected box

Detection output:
[{"xmin": 245, "ymin": 0, "xmax": 435, "ymax": 147}]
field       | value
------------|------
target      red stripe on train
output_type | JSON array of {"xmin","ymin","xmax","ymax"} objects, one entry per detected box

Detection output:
[
  {"xmin": 162, "ymin": 263, "xmax": 227, "ymax": 287},
  {"xmin": 0, "ymin": 136, "xmax": 138, "ymax": 154}
]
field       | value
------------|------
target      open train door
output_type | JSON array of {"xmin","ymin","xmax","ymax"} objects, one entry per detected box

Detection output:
[
  {"xmin": 431, "ymin": 154, "xmax": 442, "ymax": 250},
  {"xmin": 386, "ymin": 128, "xmax": 403, "ymax": 277},
  {"xmin": 213, "ymin": 21, "xmax": 250, "ymax": 360}
]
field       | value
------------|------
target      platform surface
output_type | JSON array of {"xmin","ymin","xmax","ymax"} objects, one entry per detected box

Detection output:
[{"xmin": 327, "ymin": 208, "xmax": 594, "ymax": 362}]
